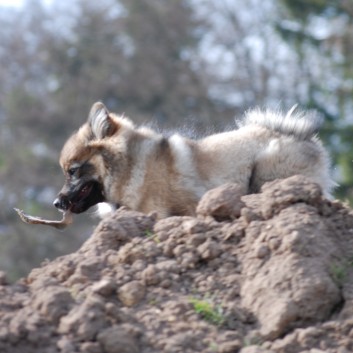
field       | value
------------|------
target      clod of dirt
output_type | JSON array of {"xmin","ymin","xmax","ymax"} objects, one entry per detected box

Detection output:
[
  {"xmin": 240, "ymin": 203, "xmax": 342, "ymax": 339},
  {"xmin": 97, "ymin": 325, "xmax": 141, "ymax": 353},
  {"xmin": 196, "ymin": 183, "xmax": 246, "ymax": 220},
  {"xmin": 1, "ymin": 175, "xmax": 353, "ymax": 353},
  {"xmin": 118, "ymin": 281, "xmax": 146, "ymax": 306}
]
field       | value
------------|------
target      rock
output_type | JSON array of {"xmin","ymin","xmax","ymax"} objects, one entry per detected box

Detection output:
[
  {"xmin": 58, "ymin": 295, "xmax": 109, "ymax": 340},
  {"xmin": 31, "ymin": 286, "xmax": 74, "ymax": 324},
  {"xmin": 80, "ymin": 342, "xmax": 101, "ymax": 353},
  {"xmin": 240, "ymin": 203, "xmax": 342, "ymax": 340},
  {"xmin": 239, "ymin": 347, "xmax": 275, "ymax": 353},
  {"xmin": 57, "ymin": 336, "xmax": 76, "ymax": 353},
  {"xmin": 142, "ymin": 265, "xmax": 160, "ymax": 286},
  {"xmin": 259, "ymin": 175, "xmax": 323, "ymax": 219},
  {"xmin": 97, "ymin": 326, "xmax": 140, "ymax": 353},
  {"xmin": 118, "ymin": 281, "xmax": 146, "ymax": 306},
  {"xmin": 196, "ymin": 183, "xmax": 246, "ymax": 220},
  {"xmin": 92, "ymin": 278, "xmax": 116, "ymax": 296},
  {"xmin": 218, "ymin": 340, "xmax": 242, "ymax": 353},
  {"xmin": 197, "ymin": 240, "xmax": 221, "ymax": 260}
]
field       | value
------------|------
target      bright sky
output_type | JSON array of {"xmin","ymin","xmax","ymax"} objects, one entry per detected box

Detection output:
[
  {"xmin": 0, "ymin": 0, "xmax": 52, "ymax": 7},
  {"xmin": 0, "ymin": 0, "xmax": 24, "ymax": 6}
]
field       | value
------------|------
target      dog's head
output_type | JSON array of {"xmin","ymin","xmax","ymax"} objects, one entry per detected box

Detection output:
[{"xmin": 53, "ymin": 102, "xmax": 131, "ymax": 214}]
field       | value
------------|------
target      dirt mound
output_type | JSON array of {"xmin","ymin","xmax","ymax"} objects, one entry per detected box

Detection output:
[{"xmin": 1, "ymin": 175, "xmax": 353, "ymax": 353}]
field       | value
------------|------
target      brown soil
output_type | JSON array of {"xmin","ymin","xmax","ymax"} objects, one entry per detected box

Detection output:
[{"xmin": 1, "ymin": 175, "xmax": 353, "ymax": 353}]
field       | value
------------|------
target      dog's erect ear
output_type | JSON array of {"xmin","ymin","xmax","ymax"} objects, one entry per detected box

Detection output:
[{"xmin": 88, "ymin": 102, "xmax": 118, "ymax": 139}]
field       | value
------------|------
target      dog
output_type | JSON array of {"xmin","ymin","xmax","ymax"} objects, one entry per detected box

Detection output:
[{"xmin": 53, "ymin": 102, "xmax": 334, "ymax": 218}]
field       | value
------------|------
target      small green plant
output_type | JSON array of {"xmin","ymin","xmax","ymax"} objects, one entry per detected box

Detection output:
[
  {"xmin": 208, "ymin": 341, "xmax": 219, "ymax": 352},
  {"xmin": 243, "ymin": 334, "xmax": 262, "ymax": 347},
  {"xmin": 144, "ymin": 229, "xmax": 153, "ymax": 237},
  {"xmin": 144, "ymin": 230, "xmax": 160, "ymax": 243},
  {"xmin": 148, "ymin": 298, "xmax": 158, "ymax": 306},
  {"xmin": 189, "ymin": 296, "xmax": 225, "ymax": 326},
  {"xmin": 330, "ymin": 262, "xmax": 347, "ymax": 286}
]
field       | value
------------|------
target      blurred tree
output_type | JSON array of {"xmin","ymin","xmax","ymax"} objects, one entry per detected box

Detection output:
[
  {"xmin": 117, "ymin": 0, "xmax": 214, "ymax": 127},
  {"xmin": 43, "ymin": 0, "xmax": 129, "ymax": 144},
  {"xmin": 278, "ymin": 0, "xmax": 353, "ymax": 201},
  {"xmin": 0, "ymin": 0, "xmax": 219, "ymax": 279},
  {"xmin": 193, "ymin": 0, "xmax": 304, "ymax": 112}
]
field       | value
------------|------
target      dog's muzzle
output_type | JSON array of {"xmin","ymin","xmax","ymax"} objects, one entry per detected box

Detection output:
[{"xmin": 53, "ymin": 195, "xmax": 71, "ymax": 211}]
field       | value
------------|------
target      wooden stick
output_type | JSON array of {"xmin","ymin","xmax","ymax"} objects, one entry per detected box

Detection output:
[{"xmin": 14, "ymin": 208, "xmax": 73, "ymax": 230}]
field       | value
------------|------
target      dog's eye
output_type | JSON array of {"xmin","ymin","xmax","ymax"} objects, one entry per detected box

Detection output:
[{"xmin": 68, "ymin": 167, "xmax": 78, "ymax": 176}]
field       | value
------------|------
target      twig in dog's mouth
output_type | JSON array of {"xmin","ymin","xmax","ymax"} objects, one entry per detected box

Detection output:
[{"xmin": 14, "ymin": 208, "xmax": 73, "ymax": 230}]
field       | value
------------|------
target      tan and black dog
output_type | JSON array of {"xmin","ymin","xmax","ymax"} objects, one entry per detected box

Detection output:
[{"xmin": 53, "ymin": 102, "xmax": 334, "ymax": 218}]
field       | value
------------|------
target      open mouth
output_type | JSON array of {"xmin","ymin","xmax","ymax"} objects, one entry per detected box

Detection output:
[
  {"xmin": 78, "ymin": 183, "xmax": 94, "ymax": 201},
  {"xmin": 70, "ymin": 181, "xmax": 105, "ymax": 213}
]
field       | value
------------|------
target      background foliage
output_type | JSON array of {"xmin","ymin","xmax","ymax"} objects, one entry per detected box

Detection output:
[{"xmin": 0, "ymin": 0, "xmax": 352, "ymax": 279}]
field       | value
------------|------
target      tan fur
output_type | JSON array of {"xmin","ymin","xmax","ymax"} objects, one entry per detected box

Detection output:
[{"xmin": 56, "ymin": 102, "xmax": 335, "ymax": 218}]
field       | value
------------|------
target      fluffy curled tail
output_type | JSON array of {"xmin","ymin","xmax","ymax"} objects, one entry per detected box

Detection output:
[{"xmin": 240, "ymin": 105, "xmax": 323, "ymax": 140}]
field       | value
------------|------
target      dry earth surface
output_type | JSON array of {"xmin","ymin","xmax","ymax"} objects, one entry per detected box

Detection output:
[{"xmin": 1, "ymin": 175, "xmax": 353, "ymax": 353}]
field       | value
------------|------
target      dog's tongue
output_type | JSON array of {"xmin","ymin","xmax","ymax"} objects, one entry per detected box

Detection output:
[{"xmin": 14, "ymin": 208, "xmax": 73, "ymax": 230}]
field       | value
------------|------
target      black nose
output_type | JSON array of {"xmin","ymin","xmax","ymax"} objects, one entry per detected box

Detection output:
[
  {"xmin": 53, "ymin": 198, "xmax": 60, "ymax": 209},
  {"xmin": 53, "ymin": 195, "xmax": 70, "ymax": 211}
]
